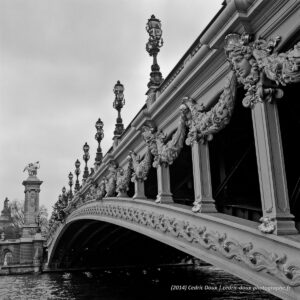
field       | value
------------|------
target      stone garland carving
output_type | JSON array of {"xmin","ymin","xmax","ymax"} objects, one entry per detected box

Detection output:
[
  {"xmin": 141, "ymin": 109, "xmax": 188, "ymax": 168},
  {"xmin": 105, "ymin": 161, "xmax": 118, "ymax": 197},
  {"xmin": 70, "ymin": 203, "xmax": 300, "ymax": 287},
  {"xmin": 181, "ymin": 71, "xmax": 237, "ymax": 145},
  {"xmin": 130, "ymin": 149, "xmax": 152, "ymax": 182},
  {"xmin": 116, "ymin": 155, "xmax": 133, "ymax": 196},
  {"xmin": 224, "ymin": 33, "xmax": 300, "ymax": 108}
]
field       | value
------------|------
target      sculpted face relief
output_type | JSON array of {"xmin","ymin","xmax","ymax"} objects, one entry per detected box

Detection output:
[{"xmin": 232, "ymin": 56, "xmax": 251, "ymax": 78}]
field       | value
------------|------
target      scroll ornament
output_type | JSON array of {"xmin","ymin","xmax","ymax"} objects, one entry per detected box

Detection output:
[
  {"xmin": 224, "ymin": 33, "xmax": 300, "ymax": 108},
  {"xmin": 141, "ymin": 109, "xmax": 188, "ymax": 168},
  {"xmin": 105, "ymin": 161, "xmax": 118, "ymax": 197},
  {"xmin": 116, "ymin": 155, "xmax": 133, "ymax": 196},
  {"xmin": 258, "ymin": 216, "xmax": 276, "ymax": 234},
  {"xmin": 130, "ymin": 149, "xmax": 152, "ymax": 182},
  {"xmin": 181, "ymin": 71, "xmax": 237, "ymax": 145}
]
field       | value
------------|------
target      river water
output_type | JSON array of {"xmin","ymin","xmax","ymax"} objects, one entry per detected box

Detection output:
[{"xmin": 0, "ymin": 265, "xmax": 281, "ymax": 299}]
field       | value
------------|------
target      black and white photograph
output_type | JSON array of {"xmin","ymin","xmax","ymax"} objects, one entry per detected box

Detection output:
[{"xmin": 0, "ymin": 0, "xmax": 299, "ymax": 299}]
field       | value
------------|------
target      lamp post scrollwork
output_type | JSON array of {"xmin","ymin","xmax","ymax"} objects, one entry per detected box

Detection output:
[
  {"xmin": 113, "ymin": 81, "xmax": 125, "ymax": 137},
  {"xmin": 94, "ymin": 118, "xmax": 104, "ymax": 167},
  {"xmin": 82, "ymin": 142, "xmax": 90, "ymax": 183},
  {"xmin": 62, "ymin": 186, "xmax": 68, "ymax": 208},
  {"xmin": 68, "ymin": 172, "xmax": 73, "ymax": 199},
  {"xmin": 146, "ymin": 15, "xmax": 163, "ymax": 88},
  {"xmin": 74, "ymin": 159, "xmax": 81, "ymax": 192}
]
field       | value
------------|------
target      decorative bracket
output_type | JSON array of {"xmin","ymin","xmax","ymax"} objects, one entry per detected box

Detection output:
[{"xmin": 224, "ymin": 33, "xmax": 300, "ymax": 108}]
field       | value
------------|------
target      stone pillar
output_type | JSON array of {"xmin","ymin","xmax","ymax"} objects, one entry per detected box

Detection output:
[
  {"xmin": 133, "ymin": 179, "xmax": 146, "ymax": 200},
  {"xmin": 191, "ymin": 142, "xmax": 217, "ymax": 213},
  {"xmin": 22, "ymin": 176, "xmax": 43, "ymax": 237},
  {"xmin": 251, "ymin": 102, "xmax": 297, "ymax": 235},
  {"xmin": 33, "ymin": 233, "xmax": 44, "ymax": 272},
  {"xmin": 155, "ymin": 163, "xmax": 173, "ymax": 204}
]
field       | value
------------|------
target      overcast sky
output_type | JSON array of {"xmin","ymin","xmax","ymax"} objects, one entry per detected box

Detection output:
[{"xmin": 0, "ymin": 0, "xmax": 222, "ymax": 214}]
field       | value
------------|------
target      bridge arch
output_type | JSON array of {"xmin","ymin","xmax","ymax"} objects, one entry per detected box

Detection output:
[{"xmin": 47, "ymin": 198, "xmax": 300, "ymax": 299}]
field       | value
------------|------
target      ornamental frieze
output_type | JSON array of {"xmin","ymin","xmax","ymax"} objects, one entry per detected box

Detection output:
[
  {"xmin": 224, "ymin": 33, "xmax": 300, "ymax": 108},
  {"xmin": 70, "ymin": 203, "xmax": 300, "ymax": 287},
  {"xmin": 130, "ymin": 150, "xmax": 152, "ymax": 182},
  {"xmin": 116, "ymin": 155, "xmax": 133, "ymax": 196},
  {"xmin": 141, "ymin": 108, "xmax": 187, "ymax": 168},
  {"xmin": 181, "ymin": 71, "xmax": 237, "ymax": 145}
]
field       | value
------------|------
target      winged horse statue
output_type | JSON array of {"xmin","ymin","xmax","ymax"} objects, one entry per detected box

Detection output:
[{"xmin": 23, "ymin": 161, "xmax": 40, "ymax": 176}]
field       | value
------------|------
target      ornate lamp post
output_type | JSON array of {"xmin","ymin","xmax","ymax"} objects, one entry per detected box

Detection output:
[
  {"xmin": 68, "ymin": 172, "xmax": 73, "ymax": 199},
  {"xmin": 82, "ymin": 142, "xmax": 90, "ymax": 183},
  {"xmin": 74, "ymin": 159, "xmax": 81, "ymax": 192},
  {"xmin": 62, "ymin": 186, "xmax": 68, "ymax": 208},
  {"xmin": 94, "ymin": 118, "xmax": 104, "ymax": 167},
  {"xmin": 146, "ymin": 15, "xmax": 163, "ymax": 88},
  {"xmin": 113, "ymin": 81, "xmax": 125, "ymax": 137}
]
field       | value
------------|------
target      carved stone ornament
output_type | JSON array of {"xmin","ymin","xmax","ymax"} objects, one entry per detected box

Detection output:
[
  {"xmin": 224, "ymin": 33, "xmax": 300, "ymax": 108},
  {"xmin": 96, "ymin": 178, "xmax": 106, "ymax": 200},
  {"xmin": 130, "ymin": 150, "xmax": 152, "ymax": 182},
  {"xmin": 258, "ymin": 216, "xmax": 276, "ymax": 234},
  {"xmin": 141, "ymin": 110, "xmax": 187, "ymax": 168},
  {"xmin": 105, "ymin": 161, "xmax": 118, "ymax": 197},
  {"xmin": 116, "ymin": 155, "xmax": 133, "ymax": 196},
  {"xmin": 84, "ymin": 184, "xmax": 97, "ymax": 202},
  {"xmin": 182, "ymin": 71, "xmax": 237, "ymax": 145},
  {"xmin": 71, "ymin": 204, "xmax": 300, "ymax": 287}
]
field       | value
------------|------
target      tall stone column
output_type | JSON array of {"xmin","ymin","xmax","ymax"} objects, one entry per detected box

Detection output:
[
  {"xmin": 252, "ymin": 102, "xmax": 297, "ymax": 235},
  {"xmin": 155, "ymin": 163, "xmax": 173, "ymax": 204},
  {"xmin": 191, "ymin": 142, "xmax": 217, "ymax": 213},
  {"xmin": 22, "ymin": 175, "xmax": 43, "ymax": 237}
]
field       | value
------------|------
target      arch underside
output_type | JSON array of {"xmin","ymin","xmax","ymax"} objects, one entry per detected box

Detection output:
[{"xmin": 47, "ymin": 199, "xmax": 300, "ymax": 300}]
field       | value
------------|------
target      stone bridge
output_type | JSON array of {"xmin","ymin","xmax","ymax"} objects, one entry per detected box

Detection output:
[
  {"xmin": 47, "ymin": 197, "xmax": 300, "ymax": 300},
  {"xmin": 46, "ymin": 1, "xmax": 300, "ymax": 299}
]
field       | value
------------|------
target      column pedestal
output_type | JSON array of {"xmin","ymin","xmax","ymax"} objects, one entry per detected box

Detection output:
[
  {"xmin": 133, "ymin": 179, "xmax": 147, "ymax": 200},
  {"xmin": 156, "ymin": 164, "xmax": 173, "ymax": 204},
  {"xmin": 117, "ymin": 191, "xmax": 128, "ymax": 198},
  {"xmin": 22, "ymin": 175, "xmax": 43, "ymax": 237}
]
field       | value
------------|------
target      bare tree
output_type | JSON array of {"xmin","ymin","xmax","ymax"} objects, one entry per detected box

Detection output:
[{"xmin": 9, "ymin": 200, "xmax": 49, "ymax": 237}]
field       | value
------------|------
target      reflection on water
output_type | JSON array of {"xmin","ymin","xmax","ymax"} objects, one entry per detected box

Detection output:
[{"xmin": 0, "ymin": 265, "xmax": 280, "ymax": 299}]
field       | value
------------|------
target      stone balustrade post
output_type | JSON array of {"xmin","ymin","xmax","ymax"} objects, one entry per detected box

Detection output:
[
  {"xmin": 133, "ymin": 179, "xmax": 147, "ymax": 200},
  {"xmin": 155, "ymin": 163, "xmax": 173, "ymax": 203}
]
